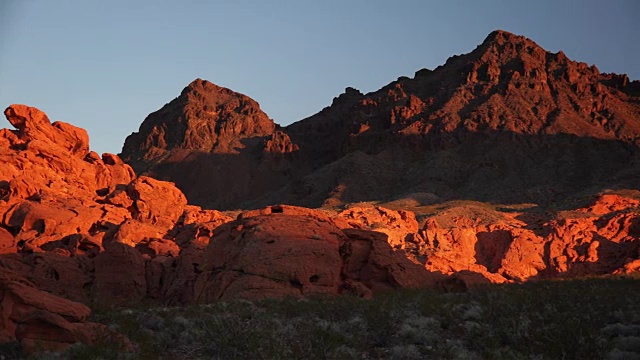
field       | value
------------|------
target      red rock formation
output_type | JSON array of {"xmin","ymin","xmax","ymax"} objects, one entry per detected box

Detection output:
[
  {"xmin": 0, "ymin": 269, "xmax": 131, "ymax": 353},
  {"xmin": 126, "ymin": 176, "xmax": 187, "ymax": 228},
  {"xmin": 0, "ymin": 105, "xmax": 201, "ymax": 311},
  {"xmin": 195, "ymin": 208, "xmax": 444, "ymax": 301},
  {"xmin": 341, "ymin": 228, "xmax": 442, "ymax": 297},
  {"xmin": 92, "ymin": 242, "xmax": 147, "ymax": 307},
  {"xmin": 4, "ymin": 105, "xmax": 90, "ymax": 157},
  {"xmin": 337, "ymin": 206, "xmax": 419, "ymax": 249},
  {"xmin": 409, "ymin": 194, "xmax": 640, "ymax": 282},
  {"xmin": 195, "ymin": 212, "xmax": 346, "ymax": 300}
]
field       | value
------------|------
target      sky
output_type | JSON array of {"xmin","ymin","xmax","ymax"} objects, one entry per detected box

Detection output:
[{"xmin": 1, "ymin": 0, "xmax": 638, "ymax": 155}]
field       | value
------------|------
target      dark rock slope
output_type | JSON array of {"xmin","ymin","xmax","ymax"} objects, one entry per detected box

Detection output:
[{"xmin": 121, "ymin": 30, "xmax": 640, "ymax": 209}]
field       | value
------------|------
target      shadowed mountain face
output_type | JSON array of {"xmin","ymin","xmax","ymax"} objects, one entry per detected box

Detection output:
[
  {"xmin": 122, "ymin": 79, "xmax": 280, "ymax": 169},
  {"xmin": 121, "ymin": 30, "xmax": 640, "ymax": 210},
  {"xmin": 121, "ymin": 79, "xmax": 300, "ymax": 209}
]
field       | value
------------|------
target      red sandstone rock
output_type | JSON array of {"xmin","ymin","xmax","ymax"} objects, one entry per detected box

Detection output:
[
  {"xmin": 408, "ymin": 194, "xmax": 640, "ymax": 282},
  {"xmin": 126, "ymin": 176, "xmax": 187, "ymax": 228},
  {"xmin": 0, "ymin": 269, "xmax": 131, "ymax": 353},
  {"xmin": 338, "ymin": 206, "xmax": 419, "ymax": 248},
  {"xmin": 195, "ymin": 213, "xmax": 346, "ymax": 301},
  {"xmin": 92, "ymin": 242, "xmax": 146, "ymax": 307},
  {"xmin": 155, "ymin": 215, "xmax": 234, "ymax": 304},
  {"xmin": 21, "ymin": 253, "xmax": 93, "ymax": 303},
  {"xmin": 582, "ymin": 194, "xmax": 640, "ymax": 215},
  {"xmin": 1, "ymin": 105, "xmax": 135, "ymax": 211},
  {"xmin": 238, "ymin": 204, "xmax": 349, "ymax": 227},
  {"xmin": 0, "ymin": 228, "xmax": 15, "ymax": 254},
  {"xmin": 136, "ymin": 238, "xmax": 180, "ymax": 258},
  {"xmin": 4, "ymin": 105, "xmax": 89, "ymax": 158},
  {"xmin": 111, "ymin": 219, "xmax": 169, "ymax": 247},
  {"xmin": 496, "ymin": 228, "xmax": 546, "ymax": 281},
  {"xmin": 0, "ymin": 102, "xmax": 231, "ymax": 305},
  {"xmin": 341, "ymin": 228, "xmax": 441, "ymax": 296},
  {"xmin": 615, "ymin": 258, "xmax": 640, "ymax": 274},
  {"xmin": 181, "ymin": 205, "xmax": 233, "ymax": 226}
]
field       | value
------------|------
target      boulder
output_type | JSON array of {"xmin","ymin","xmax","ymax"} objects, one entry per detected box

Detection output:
[
  {"xmin": 341, "ymin": 229, "xmax": 441, "ymax": 296},
  {"xmin": 92, "ymin": 242, "xmax": 146, "ymax": 307},
  {"xmin": 195, "ymin": 213, "xmax": 345, "ymax": 301},
  {"xmin": 126, "ymin": 176, "xmax": 187, "ymax": 228},
  {"xmin": 0, "ymin": 269, "xmax": 131, "ymax": 353}
]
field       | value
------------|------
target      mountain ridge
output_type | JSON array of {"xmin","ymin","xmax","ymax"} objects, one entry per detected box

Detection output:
[{"xmin": 120, "ymin": 30, "xmax": 640, "ymax": 210}]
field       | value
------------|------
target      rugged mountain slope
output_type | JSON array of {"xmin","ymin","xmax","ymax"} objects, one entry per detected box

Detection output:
[
  {"xmin": 277, "ymin": 30, "xmax": 640, "ymax": 207},
  {"xmin": 121, "ymin": 79, "xmax": 300, "ymax": 209},
  {"xmin": 122, "ymin": 79, "xmax": 281, "ymax": 167},
  {"xmin": 121, "ymin": 30, "xmax": 640, "ymax": 210}
]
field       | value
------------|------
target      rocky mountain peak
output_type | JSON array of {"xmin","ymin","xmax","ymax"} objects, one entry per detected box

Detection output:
[{"xmin": 121, "ymin": 79, "xmax": 276, "ymax": 169}]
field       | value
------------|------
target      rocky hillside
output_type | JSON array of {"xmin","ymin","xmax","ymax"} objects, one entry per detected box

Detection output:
[
  {"xmin": 121, "ymin": 30, "xmax": 640, "ymax": 210},
  {"xmin": 1, "ymin": 104, "xmax": 639, "ymax": 353},
  {"xmin": 121, "ymin": 79, "xmax": 300, "ymax": 210},
  {"xmin": 3, "ymin": 30, "xmax": 640, "ymax": 355}
]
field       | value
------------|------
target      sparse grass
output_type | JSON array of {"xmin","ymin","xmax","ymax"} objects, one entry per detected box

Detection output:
[{"xmin": 9, "ymin": 276, "xmax": 637, "ymax": 360}]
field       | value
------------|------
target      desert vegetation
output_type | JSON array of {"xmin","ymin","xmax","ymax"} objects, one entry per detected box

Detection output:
[{"xmin": 4, "ymin": 276, "xmax": 635, "ymax": 360}]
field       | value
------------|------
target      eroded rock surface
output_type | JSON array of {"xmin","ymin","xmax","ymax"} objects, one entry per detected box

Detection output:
[{"xmin": 0, "ymin": 269, "xmax": 131, "ymax": 354}]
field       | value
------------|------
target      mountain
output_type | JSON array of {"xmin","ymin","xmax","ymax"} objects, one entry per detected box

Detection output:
[
  {"xmin": 121, "ymin": 79, "xmax": 300, "ymax": 209},
  {"xmin": 121, "ymin": 30, "xmax": 640, "ymax": 210}
]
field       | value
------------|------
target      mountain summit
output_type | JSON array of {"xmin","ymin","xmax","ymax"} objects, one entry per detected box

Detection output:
[
  {"xmin": 122, "ymin": 79, "xmax": 278, "ymax": 171},
  {"xmin": 121, "ymin": 30, "xmax": 640, "ymax": 209},
  {"xmin": 121, "ymin": 79, "xmax": 299, "ymax": 209}
]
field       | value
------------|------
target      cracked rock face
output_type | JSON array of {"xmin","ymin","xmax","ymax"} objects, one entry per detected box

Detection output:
[{"xmin": 195, "ymin": 211, "xmax": 346, "ymax": 301}]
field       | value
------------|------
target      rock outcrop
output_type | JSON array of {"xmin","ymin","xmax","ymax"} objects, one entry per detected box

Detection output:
[
  {"xmin": 195, "ymin": 205, "xmax": 442, "ymax": 301},
  {"xmin": 122, "ymin": 79, "xmax": 277, "ymax": 165},
  {"xmin": 0, "ymin": 269, "xmax": 132, "ymax": 354},
  {"xmin": 411, "ymin": 195, "xmax": 640, "ymax": 283},
  {"xmin": 0, "ymin": 105, "xmax": 238, "ymax": 306}
]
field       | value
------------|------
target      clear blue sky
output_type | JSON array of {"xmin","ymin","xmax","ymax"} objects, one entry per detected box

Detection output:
[{"xmin": 1, "ymin": 0, "xmax": 638, "ymax": 155}]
